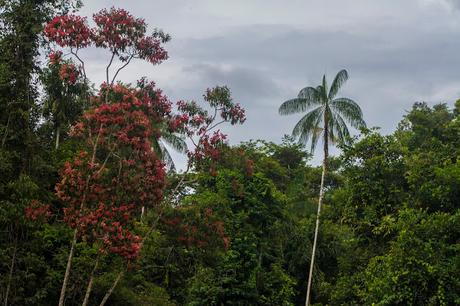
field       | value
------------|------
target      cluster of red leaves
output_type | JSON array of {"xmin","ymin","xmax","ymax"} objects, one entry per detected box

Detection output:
[
  {"xmin": 170, "ymin": 87, "xmax": 245, "ymax": 172},
  {"xmin": 44, "ymin": 15, "xmax": 91, "ymax": 48},
  {"xmin": 162, "ymin": 207, "xmax": 229, "ymax": 250},
  {"xmin": 204, "ymin": 87, "xmax": 246, "ymax": 125},
  {"xmin": 57, "ymin": 83, "xmax": 169, "ymax": 260},
  {"xmin": 221, "ymin": 103, "xmax": 246, "ymax": 125},
  {"xmin": 49, "ymin": 50, "xmax": 63, "ymax": 65},
  {"xmin": 47, "ymin": 50, "xmax": 84, "ymax": 87},
  {"xmin": 190, "ymin": 130, "xmax": 227, "ymax": 163},
  {"xmin": 59, "ymin": 63, "xmax": 79, "ymax": 85},
  {"xmin": 25, "ymin": 200, "xmax": 52, "ymax": 221},
  {"xmin": 44, "ymin": 7, "xmax": 168, "ymax": 65}
]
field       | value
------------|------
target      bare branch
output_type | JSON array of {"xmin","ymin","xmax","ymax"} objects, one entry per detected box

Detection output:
[
  {"xmin": 106, "ymin": 52, "xmax": 116, "ymax": 85},
  {"xmin": 110, "ymin": 55, "xmax": 134, "ymax": 86}
]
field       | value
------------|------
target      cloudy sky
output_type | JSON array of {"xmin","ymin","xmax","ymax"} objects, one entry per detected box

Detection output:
[{"xmin": 79, "ymin": 0, "xmax": 460, "ymax": 167}]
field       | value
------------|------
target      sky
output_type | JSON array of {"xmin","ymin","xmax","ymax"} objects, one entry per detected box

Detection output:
[{"xmin": 79, "ymin": 0, "xmax": 460, "ymax": 168}]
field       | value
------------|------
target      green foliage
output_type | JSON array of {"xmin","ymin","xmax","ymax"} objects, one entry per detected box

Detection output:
[
  {"xmin": 0, "ymin": 1, "xmax": 459, "ymax": 304},
  {"xmin": 362, "ymin": 209, "xmax": 460, "ymax": 305}
]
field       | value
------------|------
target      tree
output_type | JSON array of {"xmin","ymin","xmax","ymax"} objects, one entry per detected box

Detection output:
[
  {"xmin": 41, "ymin": 8, "xmax": 246, "ymax": 305},
  {"xmin": 0, "ymin": 1, "xmax": 80, "ymax": 305},
  {"xmin": 41, "ymin": 50, "xmax": 89, "ymax": 149},
  {"xmin": 278, "ymin": 69, "xmax": 365, "ymax": 305}
]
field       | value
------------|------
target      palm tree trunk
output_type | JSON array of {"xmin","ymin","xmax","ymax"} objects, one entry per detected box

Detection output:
[
  {"xmin": 305, "ymin": 113, "xmax": 329, "ymax": 306},
  {"xmin": 59, "ymin": 229, "xmax": 78, "ymax": 306}
]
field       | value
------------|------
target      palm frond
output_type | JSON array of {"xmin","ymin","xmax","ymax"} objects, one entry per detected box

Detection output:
[
  {"xmin": 328, "ymin": 69, "xmax": 348, "ymax": 99},
  {"xmin": 160, "ymin": 141, "xmax": 177, "ymax": 172},
  {"xmin": 297, "ymin": 86, "xmax": 320, "ymax": 101},
  {"xmin": 279, "ymin": 98, "xmax": 311, "ymax": 115},
  {"xmin": 281, "ymin": 69, "xmax": 364, "ymax": 154},
  {"xmin": 322, "ymin": 75, "xmax": 328, "ymax": 100},
  {"xmin": 151, "ymin": 138, "xmax": 162, "ymax": 156},
  {"xmin": 331, "ymin": 112, "xmax": 351, "ymax": 145},
  {"xmin": 309, "ymin": 125, "xmax": 323, "ymax": 153},
  {"xmin": 292, "ymin": 106, "xmax": 323, "ymax": 139},
  {"xmin": 161, "ymin": 132, "xmax": 187, "ymax": 153},
  {"xmin": 331, "ymin": 97, "xmax": 366, "ymax": 129},
  {"xmin": 299, "ymin": 107, "xmax": 326, "ymax": 154},
  {"xmin": 327, "ymin": 107, "xmax": 336, "ymax": 144}
]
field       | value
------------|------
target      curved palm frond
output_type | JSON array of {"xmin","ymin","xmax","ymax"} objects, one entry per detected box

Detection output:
[
  {"xmin": 161, "ymin": 132, "xmax": 187, "ymax": 153},
  {"xmin": 328, "ymin": 69, "xmax": 348, "ymax": 99},
  {"xmin": 330, "ymin": 112, "xmax": 351, "ymax": 145},
  {"xmin": 322, "ymin": 75, "xmax": 328, "ymax": 100},
  {"xmin": 279, "ymin": 98, "xmax": 309, "ymax": 115},
  {"xmin": 310, "ymin": 112, "xmax": 324, "ymax": 154},
  {"xmin": 298, "ymin": 86, "xmax": 320, "ymax": 101},
  {"xmin": 331, "ymin": 97, "xmax": 366, "ymax": 129},
  {"xmin": 279, "ymin": 86, "xmax": 322, "ymax": 115},
  {"xmin": 296, "ymin": 107, "xmax": 324, "ymax": 153},
  {"xmin": 326, "ymin": 107, "xmax": 337, "ymax": 144},
  {"xmin": 292, "ymin": 106, "xmax": 323, "ymax": 139},
  {"xmin": 151, "ymin": 138, "xmax": 163, "ymax": 156},
  {"xmin": 159, "ymin": 141, "xmax": 177, "ymax": 171}
]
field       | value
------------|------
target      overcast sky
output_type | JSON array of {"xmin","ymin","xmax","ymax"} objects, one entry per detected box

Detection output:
[{"xmin": 79, "ymin": 0, "xmax": 460, "ymax": 167}]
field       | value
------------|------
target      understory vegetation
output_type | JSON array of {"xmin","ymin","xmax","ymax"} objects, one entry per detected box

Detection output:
[{"xmin": 0, "ymin": 1, "xmax": 459, "ymax": 305}]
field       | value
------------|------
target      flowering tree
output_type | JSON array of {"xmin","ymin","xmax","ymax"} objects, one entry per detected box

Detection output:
[
  {"xmin": 38, "ymin": 7, "xmax": 246, "ymax": 306},
  {"xmin": 41, "ymin": 50, "xmax": 88, "ymax": 149}
]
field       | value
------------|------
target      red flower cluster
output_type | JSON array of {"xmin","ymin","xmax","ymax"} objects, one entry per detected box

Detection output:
[
  {"xmin": 59, "ymin": 63, "xmax": 79, "ymax": 85},
  {"xmin": 221, "ymin": 103, "xmax": 246, "ymax": 125},
  {"xmin": 44, "ymin": 15, "xmax": 91, "ymax": 48},
  {"xmin": 92, "ymin": 7, "xmax": 168, "ymax": 63},
  {"xmin": 49, "ymin": 50, "xmax": 63, "ymax": 65},
  {"xmin": 25, "ymin": 200, "xmax": 52, "ymax": 221},
  {"xmin": 45, "ymin": 7, "xmax": 168, "ymax": 67},
  {"xmin": 169, "ymin": 87, "xmax": 246, "ymax": 173},
  {"xmin": 168, "ymin": 113, "xmax": 189, "ymax": 133},
  {"xmin": 57, "ymin": 83, "xmax": 170, "ymax": 260},
  {"xmin": 190, "ymin": 130, "xmax": 227, "ymax": 162},
  {"xmin": 92, "ymin": 8, "xmax": 146, "ymax": 53},
  {"xmin": 134, "ymin": 36, "xmax": 168, "ymax": 64}
]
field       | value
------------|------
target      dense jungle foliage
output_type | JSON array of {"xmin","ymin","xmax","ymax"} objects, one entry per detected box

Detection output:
[{"xmin": 0, "ymin": 1, "xmax": 459, "ymax": 305}]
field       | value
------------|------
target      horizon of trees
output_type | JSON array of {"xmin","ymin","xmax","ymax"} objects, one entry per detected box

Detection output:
[{"xmin": 0, "ymin": 2, "xmax": 459, "ymax": 306}]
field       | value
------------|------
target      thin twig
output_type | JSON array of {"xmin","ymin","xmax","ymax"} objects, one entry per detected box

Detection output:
[
  {"xmin": 70, "ymin": 48, "xmax": 87, "ymax": 81},
  {"xmin": 110, "ymin": 55, "xmax": 134, "ymax": 86}
]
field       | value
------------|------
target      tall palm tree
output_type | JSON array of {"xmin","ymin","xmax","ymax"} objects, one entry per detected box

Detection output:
[{"xmin": 279, "ymin": 69, "xmax": 365, "ymax": 306}]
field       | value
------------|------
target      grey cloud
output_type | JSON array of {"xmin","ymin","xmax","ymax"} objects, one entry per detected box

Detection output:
[
  {"xmin": 182, "ymin": 63, "xmax": 282, "ymax": 102},
  {"xmin": 78, "ymin": 0, "xmax": 460, "ymax": 166},
  {"xmin": 446, "ymin": 0, "xmax": 460, "ymax": 10},
  {"xmin": 169, "ymin": 23, "xmax": 460, "ymax": 136}
]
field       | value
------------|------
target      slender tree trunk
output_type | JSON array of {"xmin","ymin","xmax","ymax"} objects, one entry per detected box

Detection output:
[
  {"xmin": 55, "ymin": 126, "xmax": 60, "ymax": 150},
  {"xmin": 59, "ymin": 229, "xmax": 78, "ymax": 306},
  {"xmin": 4, "ymin": 238, "xmax": 17, "ymax": 306},
  {"xmin": 99, "ymin": 271, "xmax": 123, "ymax": 306},
  {"xmin": 81, "ymin": 256, "xmax": 100, "ymax": 306},
  {"xmin": 59, "ymin": 125, "xmax": 102, "ymax": 306},
  {"xmin": 305, "ymin": 112, "xmax": 329, "ymax": 306}
]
